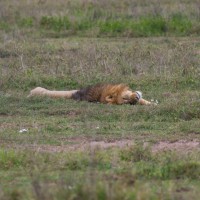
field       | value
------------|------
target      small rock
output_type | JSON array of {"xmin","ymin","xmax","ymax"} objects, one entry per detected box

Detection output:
[{"xmin": 19, "ymin": 129, "xmax": 28, "ymax": 133}]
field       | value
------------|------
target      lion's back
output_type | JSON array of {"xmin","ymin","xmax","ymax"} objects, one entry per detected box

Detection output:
[
  {"xmin": 72, "ymin": 83, "xmax": 105, "ymax": 102},
  {"xmin": 72, "ymin": 83, "xmax": 129, "ymax": 104}
]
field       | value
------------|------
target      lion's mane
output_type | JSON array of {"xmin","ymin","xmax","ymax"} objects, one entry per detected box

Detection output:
[{"xmin": 72, "ymin": 83, "xmax": 131, "ymax": 104}]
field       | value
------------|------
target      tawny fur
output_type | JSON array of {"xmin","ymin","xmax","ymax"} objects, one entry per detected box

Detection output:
[
  {"xmin": 28, "ymin": 84, "xmax": 154, "ymax": 105},
  {"xmin": 27, "ymin": 87, "xmax": 78, "ymax": 99}
]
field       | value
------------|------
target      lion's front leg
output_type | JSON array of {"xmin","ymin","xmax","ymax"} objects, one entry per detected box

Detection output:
[{"xmin": 138, "ymin": 98, "xmax": 156, "ymax": 105}]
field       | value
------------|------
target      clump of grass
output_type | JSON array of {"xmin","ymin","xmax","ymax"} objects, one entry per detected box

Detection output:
[
  {"xmin": 0, "ymin": 150, "xmax": 27, "ymax": 169},
  {"xmin": 39, "ymin": 14, "xmax": 194, "ymax": 37},
  {"xmin": 136, "ymin": 155, "xmax": 200, "ymax": 180},
  {"xmin": 17, "ymin": 17, "xmax": 34, "ymax": 28},
  {"xmin": 0, "ymin": 21, "xmax": 10, "ymax": 32},
  {"xmin": 168, "ymin": 13, "xmax": 192, "ymax": 35},
  {"xmin": 99, "ymin": 16, "xmax": 167, "ymax": 37},
  {"xmin": 120, "ymin": 144, "xmax": 152, "ymax": 162},
  {"xmin": 98, "ymin": 19, "xmax": 129, "ymax": 35},
  {"xmin": 131, "ymin": 17, "xmax": 165, "ymax": 36},
  {"xmin": 40, "ymin": 16, "xmax": 71, "ymax": 32}
]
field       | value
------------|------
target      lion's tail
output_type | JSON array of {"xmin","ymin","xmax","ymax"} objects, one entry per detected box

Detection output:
[{"xmin": 27, "ymin": 87, "xmax": 78, "ymax": 99}]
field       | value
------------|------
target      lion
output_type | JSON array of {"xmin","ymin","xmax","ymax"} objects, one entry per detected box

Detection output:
[{"xmin": 28, "ymin": 83, "xmax": 155, "ymax": 105}]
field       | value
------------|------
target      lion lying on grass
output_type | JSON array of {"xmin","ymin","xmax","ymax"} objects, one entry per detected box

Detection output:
[{"xmin": 28, "ymin": 83, "xmax": 155, "ymax": 105}]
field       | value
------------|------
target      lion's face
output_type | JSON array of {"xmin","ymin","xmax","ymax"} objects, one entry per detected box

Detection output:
[
  {"xmin": 103, "ymin": 88, "xmax": 141, "ymax": 105},
  {"xmin": 121, "ymin": 90, "xmax": 140, "ymax": 105}
]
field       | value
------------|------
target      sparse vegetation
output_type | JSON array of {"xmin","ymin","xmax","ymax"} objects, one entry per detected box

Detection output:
[
  {"xmin": 0, "ymin": 0, "xmax": 200, "ymax": 199},
  {"xmin": 0, "ymin": 0, "xmax": 200, "ymax": 37}
]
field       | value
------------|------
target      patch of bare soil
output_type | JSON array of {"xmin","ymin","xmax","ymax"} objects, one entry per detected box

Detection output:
[
  {"xmin": 152, "ymin": 140, "xmax": 200, "ymax": 153},
  {"xmin": 6, "ymin": 139, "xmax": 133, "ymax": 152},
  {"xmin": 1, "ymin": 138, "xmax": 200, "ymax": 153}
]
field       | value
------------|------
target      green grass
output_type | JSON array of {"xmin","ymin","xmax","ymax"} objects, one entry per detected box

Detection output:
[
  {"xmin": 0, "ymin": 40, "xmax": 200, "ymax": 197},
  {"xmin": 1, "ymin": 37, "xmax": 199, "ymax": 90},
  {"xmin": 0, "ymin": 148, "xmax": 200, "ymax": 199},
  {"xmin": 0, "ymin": 0, "xmax": 200, "ymax": 37},
  {"xmin": 0, "ymin": 13, "xmax": 196, "ymax": 37}
]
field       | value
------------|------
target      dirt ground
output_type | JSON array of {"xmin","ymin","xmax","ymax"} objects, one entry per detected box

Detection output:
[{"xmin": 2, "ymin": 138, "xmax": 200, "ymax": 153}]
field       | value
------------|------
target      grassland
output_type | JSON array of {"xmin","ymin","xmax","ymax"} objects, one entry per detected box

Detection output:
[
  {"xmin": 0, "ymin": 0, "xmax": 200, "ymax": 37},
  {"xmin": 0, "ymin": 0, "xmax": 200, "ymax": 200}
]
